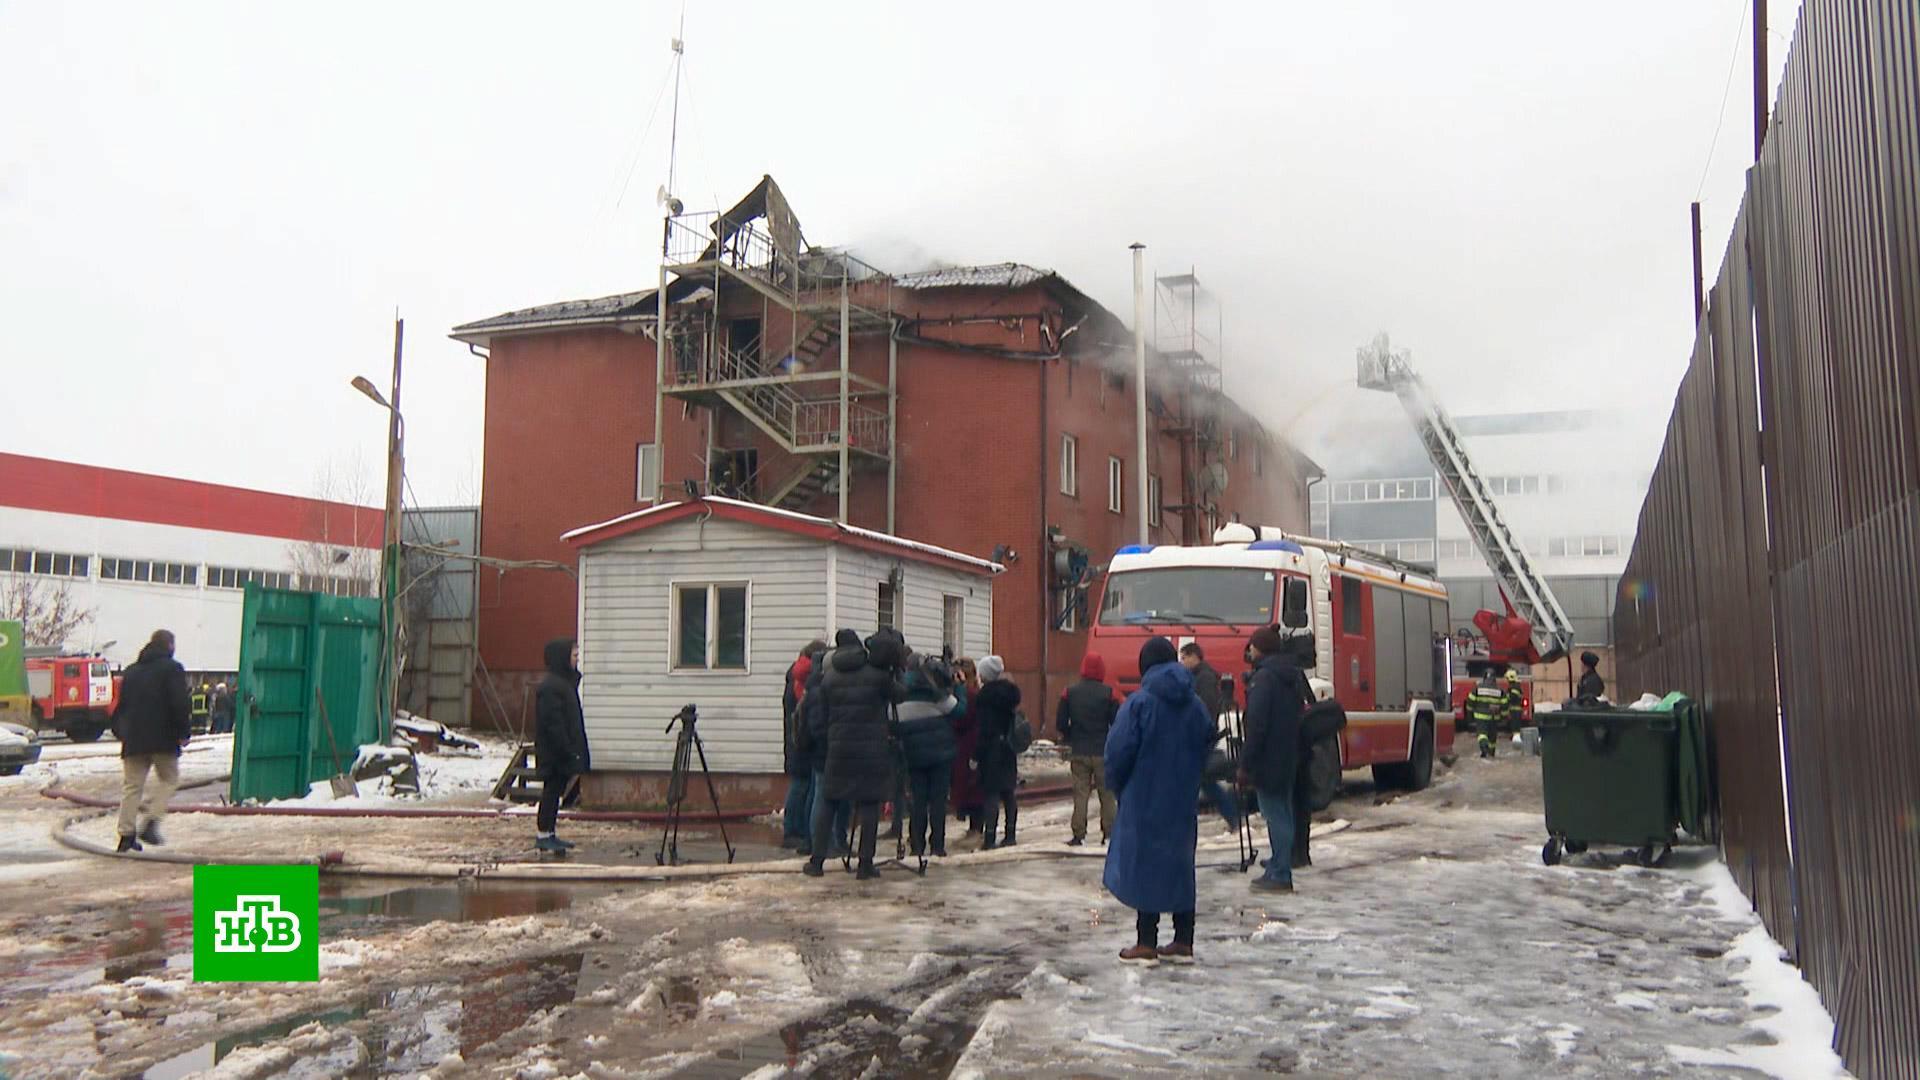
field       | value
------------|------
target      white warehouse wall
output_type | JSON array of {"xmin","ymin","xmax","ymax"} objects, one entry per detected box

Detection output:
[{"xmin": 0, "ymin": 506, "xmax": 377, "ymax": 671}]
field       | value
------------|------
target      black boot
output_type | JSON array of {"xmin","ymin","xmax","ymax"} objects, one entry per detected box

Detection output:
[
  {"xmin": 116, "ymin": 835, "xmax": 143, "ymax": 853},
  {"xmin": 855, "ymin": 861, "xmax": 881, "ymax": 881},
  {"xmin": 1000, "ymin": 832, "xmax": 1016, "ymax": 848},
  {"xmin": 138, "ymin": 821, "xmax": 164, "ymax": 847},
  {"xmin": 803, "ymin": 859, "xmax": 825, "ymax": 878}
]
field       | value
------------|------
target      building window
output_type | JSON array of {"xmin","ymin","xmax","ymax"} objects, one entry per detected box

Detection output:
[
  {"xmin": 2, "ymin": 548, "xmax": 90, "ymax": 578},
  {"xmin": 1059, "ymin": 434, "xmax": 1079, "ymax": 497},
  {"xmin": 1340, "ymin": 576, "xmax": 1363, "ymax": 635},
  {"xmin": 101, "ymin": 557, "xmax": 196, "ymax": 586},
  {"xmin": 942, "ymin": 596, "xmax": 965, "ymax": 655},
  {"xmin": 1107, "ymin": 456, "xmax": 1124, "ymax": 514},
  {"xmin": 636, "ymin": 443, "xmax": 660, "ymax": 503},
  {"xmin": 673, "ymin": 583, "xmax": 750, "ymax": 671},
  {"xmin": 877, "ymin": 579, "xmax": 901, "ymax": 631},
  {"xmin": 1147, "ymin": 474, "xmax": 1162, "ymax": 527},
  {"xmin": 1439, "ymin": 539, "xmax": 1473, "ymax": 560}
]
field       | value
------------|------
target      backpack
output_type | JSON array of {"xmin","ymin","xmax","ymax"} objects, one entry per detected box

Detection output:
[
  {"xmin": 1300, "ymin": 698, "xmax": 1348, "ymax": 746},
  {"xmin": 1008, "ymin": 709, "xmax": 1033, "ymax": 754}
]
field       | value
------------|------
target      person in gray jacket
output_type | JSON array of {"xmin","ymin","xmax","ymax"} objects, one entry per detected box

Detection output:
[{"xmin": 896, "ymin": 657, "xmax": 963, "ymax": 858}]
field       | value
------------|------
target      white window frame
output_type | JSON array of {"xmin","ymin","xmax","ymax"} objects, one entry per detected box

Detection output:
[
  {"xmin": 877, "ymin": 579, "xmax": 902, "ymax": 631},
  {"xmin": 942, "ymin": 595, "xmax": 965, "ymax": 656},
  {"xmin": 669, "ymin": 580, "xmax": 752, "ymax": 674},
  {"xmin": 1107, "ymin": 456, "xmax": 1124, "ymax": 514},
  {"xmin": 1060, "ymin": 434, "xmax": 1079, "ymax": 497},
  {"xmin": 636, "ymin": 443, "xmax": 660, "ymax": 503},
  {"xmin": 1147, "ymin": 473, "xmax": 1163, "ymax": 527}
]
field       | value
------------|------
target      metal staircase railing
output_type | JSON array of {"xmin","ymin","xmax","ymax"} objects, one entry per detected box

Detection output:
[{"xmin": 1357, "ymin": 335, "xmax": 1576, "ymax": 662}]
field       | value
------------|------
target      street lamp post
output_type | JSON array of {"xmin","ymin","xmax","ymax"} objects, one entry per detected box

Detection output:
[{"xmin": 351, "ymin": 318, "xmax": 405, "ymax": 740}]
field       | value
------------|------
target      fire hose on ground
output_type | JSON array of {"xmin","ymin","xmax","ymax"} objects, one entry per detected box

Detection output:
[{"xmin": 41, "ymin": 775, "xmax": 1088, "ymax": 881}]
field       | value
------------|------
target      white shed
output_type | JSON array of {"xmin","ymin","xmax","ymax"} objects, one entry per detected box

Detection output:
[{"xmin": 562, "ymin": 497, "xmax": 1000, "ymax": 776}]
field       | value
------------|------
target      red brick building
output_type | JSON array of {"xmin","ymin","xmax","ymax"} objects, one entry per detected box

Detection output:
[{"xmin": 453, "ymin": 178, "xmax": 1315, "ymax": 720}]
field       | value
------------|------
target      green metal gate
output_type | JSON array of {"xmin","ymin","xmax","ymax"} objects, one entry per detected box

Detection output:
[{"xmin": 230, "ymin": 584, "xmax": 384, "ymax": 803}]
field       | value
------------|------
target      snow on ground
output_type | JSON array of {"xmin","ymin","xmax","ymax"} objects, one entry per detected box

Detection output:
[
  {"xmin": 271, "ymin": 736, "xmax": 515, "ymax": 808},
  {"xmin": 0, "ymin": 736, "xmax": 1856, "ymax": 1078}
]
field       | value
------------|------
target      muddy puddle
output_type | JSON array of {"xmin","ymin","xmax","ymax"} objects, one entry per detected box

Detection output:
[
  {"xmin": 142, "ymin": 951, "xmax": 592, "ymax": 1079},
  {"xmin": 0, "ymin": 881, "xmax": 605, "ymax": 999}
]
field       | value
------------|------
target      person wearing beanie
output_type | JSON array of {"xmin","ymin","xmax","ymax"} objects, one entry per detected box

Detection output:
[
  {"xmin": 806, "ymin": 628, "xmax": 906, "ymax": 880},
  {"xmin": 1056, "ymin": 652, "xmax": 1120, "ymax": 846},
  {"xmin": 969, "ymin": 655, "xmax": 1023, "ymax": 849},
  {"xmin": 801, "ymin": 629, "xmax": 861, "ymax": 864},
  {"xmin": 1576, "ymin": 651, "xmax": 1606, "ymax": 702},
  {"xmin": 1104, "ymin": 635, "xmax": 1213, "ymax": 964},
  {"xmin": 1240, "ymin": 626, "xmax": 1311, "ymax": 893}
]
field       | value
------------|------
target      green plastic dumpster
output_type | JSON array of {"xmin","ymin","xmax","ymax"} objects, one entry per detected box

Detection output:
[{"xmin": 1538, "ymin": 705, "xmax": 1680, "ymax": 867}]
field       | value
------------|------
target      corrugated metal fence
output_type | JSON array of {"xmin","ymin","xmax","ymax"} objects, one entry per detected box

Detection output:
[{"xmin": 1613, "ymin": 2, "xmax": 1919, "ymax": 1075}]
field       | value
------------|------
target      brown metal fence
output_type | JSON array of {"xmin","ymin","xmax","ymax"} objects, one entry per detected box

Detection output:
[{"xmin": 1614, "ymin": 2, "xmax": 1919, "ymax": 1075}]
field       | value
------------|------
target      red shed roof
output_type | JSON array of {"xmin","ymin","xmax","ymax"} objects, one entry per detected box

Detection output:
[
  {"xmin": 563, "ymin": 497, "xmax": 1002, "ymax": 576},
  {"xmin": 0, "ymin": 453, "xmax": 385, "ymax": 548}
]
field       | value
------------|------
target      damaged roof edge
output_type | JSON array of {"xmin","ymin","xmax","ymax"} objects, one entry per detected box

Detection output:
[{"xmin": 449, "ymin": 289, "xmax": 659, "ymax": 347}]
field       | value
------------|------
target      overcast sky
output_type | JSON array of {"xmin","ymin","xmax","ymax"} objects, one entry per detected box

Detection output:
[{"xmin": 0, "ymin": 1, "xmax": 1799, "ymax": 506}]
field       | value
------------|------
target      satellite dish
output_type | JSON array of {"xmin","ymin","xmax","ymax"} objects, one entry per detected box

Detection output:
[{"xmin": 1204, "ymin": 461, "xmax": 1230, "ymax": 494}]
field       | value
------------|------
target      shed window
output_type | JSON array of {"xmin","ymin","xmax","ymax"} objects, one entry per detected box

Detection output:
[
  {"xmin": 877, "ymin": 580, "xmax": 901, "ymax": 631},
  {"xmin": 673, "ymin": 583, "xmax": 749, "ymax": 671},
  {"xmin": 942, "ymin": 596, "xmax": 965, "ymax": 656}
]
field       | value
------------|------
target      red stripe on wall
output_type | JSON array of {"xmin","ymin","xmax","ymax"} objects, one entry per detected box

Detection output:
[{"xmin": 0, "ymin": 453, "xmax": 385, "ymax": 548}]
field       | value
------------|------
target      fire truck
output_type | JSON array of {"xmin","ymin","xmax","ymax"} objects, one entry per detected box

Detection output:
[
  {"xmin": 26, "ymin": 653, "xmax": 115, "ymax": 742},
  {"xmin": 1083, "ymin": 524, "xmax": 1456, "ymax": 810}
]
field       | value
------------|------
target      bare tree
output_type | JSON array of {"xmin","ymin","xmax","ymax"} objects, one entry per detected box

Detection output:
[
  {"xmin": 0, "ymin": 575, "xmax": 96, "ymax": 649},
  {"xmin": 287, "ymin": 455, "xmax": 381, "ymax": 597}
]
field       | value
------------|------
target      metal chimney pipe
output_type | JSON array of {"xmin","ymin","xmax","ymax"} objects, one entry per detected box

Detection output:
[{"xmin": 1131, "ymin": 243, "xmax": 1149, "ymax": 546}]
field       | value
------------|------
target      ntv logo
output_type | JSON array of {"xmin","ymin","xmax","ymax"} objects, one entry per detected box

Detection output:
[
  {"xmin": 194, "ymin": 866, "xmax": 319, "ymax": 981},
  {"xmin": 213, "ymin": 895, "xmax": 303, "ymax": 953}
]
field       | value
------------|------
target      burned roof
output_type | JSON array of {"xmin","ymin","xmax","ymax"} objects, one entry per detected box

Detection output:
[
  {"xmin": 894, "ymin": 262, "xmax": 1054, "ymax": 290},
  {"xmin": 450, "ymin": 289, "xmax": 658, "ymax": 346}
]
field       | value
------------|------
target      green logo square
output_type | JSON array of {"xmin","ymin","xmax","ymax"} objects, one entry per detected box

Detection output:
[{"xmin": 193, "ymin": 865, "xmax": 319, "ymax": 982}]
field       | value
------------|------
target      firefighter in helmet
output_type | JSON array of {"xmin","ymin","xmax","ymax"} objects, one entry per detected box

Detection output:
[
  {"xmin": 189, "ymin": 682, "xmax": 211, "ymax": 734},
  {"xmin": 1502, "ymin": 668, "xmax": 1525, "ymax": 733},
  {"xmin": 1466, "ymin": 671, "xmax": 1505, "ymax": 759}
]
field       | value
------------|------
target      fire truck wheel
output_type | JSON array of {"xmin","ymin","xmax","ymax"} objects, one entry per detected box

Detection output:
[
  {"xmin": 67, "ymin": 726, "xmax": 104, "ymax": 743},
  {"xmin": 1406, "ymin": 719, "xmax": 1434, "ymax": 791}
]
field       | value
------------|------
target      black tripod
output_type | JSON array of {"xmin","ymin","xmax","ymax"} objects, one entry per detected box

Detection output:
[
  {"xmin": 656, "ymin": 704, "xmax": 736, "ymax": 867},
  {"xmin": 1219, "ymin": 674, "xmax": 1259, "ymax": 874}
]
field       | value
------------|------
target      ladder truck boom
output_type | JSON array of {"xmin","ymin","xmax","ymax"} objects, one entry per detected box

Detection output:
[{"xmin": 1356, "ymin": 334, "xmax": 1576, "ymax": 665}]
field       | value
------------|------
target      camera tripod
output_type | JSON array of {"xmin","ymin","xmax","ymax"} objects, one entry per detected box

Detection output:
[
  {"xmin": 656, "ymin": 704, "xmax": 736, "ymax": 867},
  {"xmin": 1215, "ymin": 675, "xmax": 1259, "ymax": 874}
]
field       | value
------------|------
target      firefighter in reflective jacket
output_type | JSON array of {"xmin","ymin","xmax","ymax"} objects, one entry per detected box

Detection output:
[
  {"xmin": 190, "ymin": 684, "xmax": 211, "ymax": 733},
  {"xmin": 1467, "ymin": 674, "xmax": 1505, "ymax": 758},
  {"xmin": 1503, "ymin": 670, "xmax": 1525, "ymax": 732}
]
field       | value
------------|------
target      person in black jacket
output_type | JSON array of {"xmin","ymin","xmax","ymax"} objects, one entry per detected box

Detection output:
[
  {"xmin": 1576, "ymin": 651, "xmax": 1607, "ymax": 702},
  {"xmin": 801, "ymin": 630, "xmax": 857, "ymax": 859},
  {"xmin": 1285, "ymin": 634, "xmax": 1321, "ymax": 869},
  {"xmin": 971, "ymin": 655, "xmax": 1023, "ymax": 849},
  {"xmin": 1055, "ymin": 652, "xmax": 1119, "ymax": 846},
  {"xmin": 115, "ymin": 630, "xmax": 192, "ymax": 851},
  {"xmin": 1239, "ymin": 626, "xmax": 1310, "ymax": 892},
  {"xmin": 782, "ymin": 640, "xmax": 827, "ymax": 850},
  {"xmin": 533, "ymin": 638, "xmax": 589, "ymax": 854},
  {"xmin": 1183, "ymin": 642, "xmax": 1241, "ymax": 830},
  {"xmin": 806, "ymin": 629, "xmax": 906, "ymax": 879},
  {"xmin": 897, "ymin": 658, "xmax": 962, "ymax": 858}
]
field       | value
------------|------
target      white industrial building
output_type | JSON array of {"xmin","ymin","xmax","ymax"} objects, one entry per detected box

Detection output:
[
  {"xmin": 563, "ymin": 498, "xmax": 1000, "ymax": 777},
  {"xmin": 0, "ymin": 453, "xmax": 383, "ymax": 672}
]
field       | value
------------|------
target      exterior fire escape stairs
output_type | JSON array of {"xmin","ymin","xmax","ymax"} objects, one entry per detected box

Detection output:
[
  {"xmin": 1356, "ymin": 333, "xmax": 1577, "ymax": 663},
  {"xmin": 659, "ymin": 205, "xmax": 895, "ymax": 514}
]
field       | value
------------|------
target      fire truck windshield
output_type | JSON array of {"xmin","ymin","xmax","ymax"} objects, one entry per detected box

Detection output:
[
  {"xmin": 90, "ymin": 662, "xmax": 109, "ymax": 678},
  {"xmin": 1099, "ymin": 568, "xmax": 1276, "ymax": 627}
]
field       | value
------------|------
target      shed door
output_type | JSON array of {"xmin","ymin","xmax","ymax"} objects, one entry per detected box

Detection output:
[{"xmin": 232, "ymin": 585, "xmax": 384, "ymax": 803}]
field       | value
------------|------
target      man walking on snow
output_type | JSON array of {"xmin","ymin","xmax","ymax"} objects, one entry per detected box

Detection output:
[
  {"xmin": 114, "ymin": 630, "xmax": 192, "ymax": 852},
  {"xmin": 1056, "ymin": 652, "xmax": 1119, "ymax": 846}
]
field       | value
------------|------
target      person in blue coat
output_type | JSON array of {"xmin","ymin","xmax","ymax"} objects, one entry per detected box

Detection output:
[{"xmin": 1102, "ymin": 636, "xmax": 1216, "ymax": 965}]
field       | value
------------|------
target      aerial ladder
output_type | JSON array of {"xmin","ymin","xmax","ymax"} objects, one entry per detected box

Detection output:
[{"xmin": 1356, "ymin": 333, "xmax": 1576, "ymax": 665}]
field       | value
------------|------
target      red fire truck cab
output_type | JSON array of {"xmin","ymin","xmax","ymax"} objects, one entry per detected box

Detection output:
[
  {"xmin": 25, "ymin": 654, "xmax": 115, "ymax": 742},
  {"xmin": 1082, "ymin": 524, "xmax": 1457, "ymax": 809}
]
